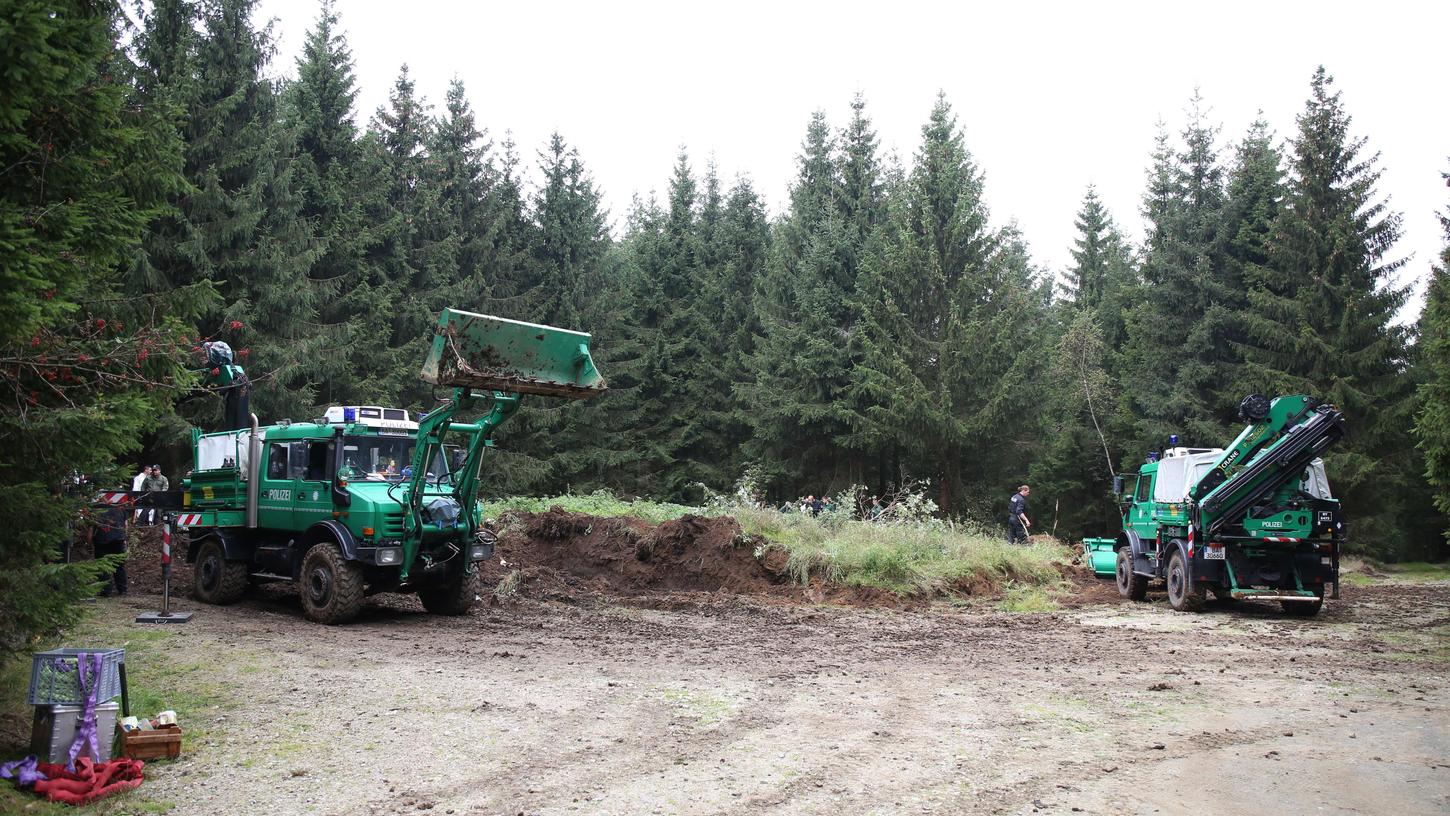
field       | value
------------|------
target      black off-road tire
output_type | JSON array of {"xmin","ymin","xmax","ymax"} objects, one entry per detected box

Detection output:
[
  {"xmin": 299, "ymin": 542, "xmax": 365, "ymax": 624},
  {"xmin": 418, "ymin": 561, "xmax": 481, "ymax": 616},
  {"xmin": 192, "ymin": 537, "xmax": 248, "ymax": 605},
  {"xmin": 1166, "ymin": 549, "xmax": 1206, "ymax": 612},
  {"xmin": 1281, "ymin": 587, "xmax": 1325, "ymax": 617},
  {"xmin": 1116, "ymin": 548, "xmax": 1149, "ymax": 601}
]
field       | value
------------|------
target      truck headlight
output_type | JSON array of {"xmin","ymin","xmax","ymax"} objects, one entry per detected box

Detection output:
[{"xmin": 376, "ymin": 547, "xmax": 402, "ymax": 565}]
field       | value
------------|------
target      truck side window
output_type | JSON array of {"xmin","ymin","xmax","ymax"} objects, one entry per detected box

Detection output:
[
  {"xmin": 288, "ymin": 441, "xmax": 308, "ymax": 479},
  {"xmin": 1135, "ymin": 475, "xmax": 1152, "ymax": 502},
  {"xmin": 266, "ymin": 443, "xmax": 288, "ymax": 480},
  {"xmin": 304, "ymin": 442, "xmax": 331, "ymax": 482}
]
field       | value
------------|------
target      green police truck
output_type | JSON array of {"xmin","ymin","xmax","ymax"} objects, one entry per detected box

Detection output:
[
  {"xmin": 1111, "ymin": 394, "xmax": 1345, "ymax": 615},
  {"xmin": 179, "ymin": 309, "xmax": 605, "ymax": 624}
]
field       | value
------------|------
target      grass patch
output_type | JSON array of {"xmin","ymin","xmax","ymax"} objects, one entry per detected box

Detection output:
[
  {"xmin": 1340, "ymin": 558, "xmax": 1450, "ymax": 585},
  {"xmin": 997, "ymin": 585, "xmax": 1062, "ymax": 613},
  {"xmin": 482, "ymin": 490, "xmax": 700, "ymax": 525},
  {"xmin": 1379, "ymin": 561, "xmax": 1450, "ymax": 581},
  {"xmin": 731, "ymin": 505, "xmax": 1065, "ymax": 597}
]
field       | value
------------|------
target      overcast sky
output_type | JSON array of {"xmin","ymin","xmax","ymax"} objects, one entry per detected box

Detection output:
[{"xmin": 256, "ymin": 0, "xmax": 1447, "ymax": 314}]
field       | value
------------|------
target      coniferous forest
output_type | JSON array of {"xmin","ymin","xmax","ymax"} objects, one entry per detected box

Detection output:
[{"xmin": 4, "ymin": 0, "xmax": 1449, "ymax": 643}]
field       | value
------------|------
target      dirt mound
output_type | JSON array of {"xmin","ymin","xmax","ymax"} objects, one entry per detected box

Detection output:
[
  {"xmin": 481, "ymin": 508, "xmax": 792, "ymax": 601},
  {"xmin": 126, "ymin": 525, "xmax": 194, "ymax": 596}
]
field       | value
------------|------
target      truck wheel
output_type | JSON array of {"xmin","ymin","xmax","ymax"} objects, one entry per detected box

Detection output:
[
  {"xmin": 1281, "ymin": 587, "xmax": 1324, "ymax": 617},
  {"xmin": 299, "ymin": 542, "xmax": 364, "ymax": 624},
  {"xmin": 1115, "ymin": 548, "xmax": 1148, "ymax": 601},
  {"xmin": 192, "ymin": 537, "xmax": 247, "ymax": 605},
  {"xmin": 1166, "ymin": 550, "xmax": 1205, "ymax": 612},
  {"xmin": 418, "ymin": 561, "xmax": 481, "ymax": 616}
]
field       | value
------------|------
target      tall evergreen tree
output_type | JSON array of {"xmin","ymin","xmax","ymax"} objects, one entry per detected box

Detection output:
[
  {"xmin": 285, "ymin": 0, "xmax": 367, "ymax": 407},
  {"xmin": 1120, "ymin": 94, "xmax": 1235, "ymax": 450},
  {"xmin": 493, "ymin": 133, "xmax": 612, "ymax": 493},
  {"xmin": 1242, "ymin": 67, "xmax": 1414, "ymax": 556},
  {"xmin": 744, "ymin": 111, "xmax": 857, "ymax": 494},
  {"xmin": 0, "ymin": 0, "xmax": 196, "ymax": 650},
  {"xmin": 1414, "ymin": 163, "xmax": 1450, "ymax": 551},
  {"xmin": 361, "ymin": 65, "xmax": 438, "ymax": 408},
  {"xmin": 853, "ymin": 95, "xmax": 1047, "ymax": 514},
  {"xmin": 135, "ymin": 0, "xmax": 322, "ymax": 425},
  {"xmin": 1221, "ymin": 116, "xmax": 1286, "ymax": 401}
]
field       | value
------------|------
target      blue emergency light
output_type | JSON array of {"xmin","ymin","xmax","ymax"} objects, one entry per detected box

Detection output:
[
  {"xmin": 343, "ymin": 407, "xmax": 357, "ymax": 422},
  {"xmin": 1169, "ymin": 434, "xmax": 1179, "ymax": 446}
]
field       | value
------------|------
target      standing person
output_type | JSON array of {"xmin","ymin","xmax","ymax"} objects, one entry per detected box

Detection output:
[
  {"xmin": 141, "ymin": 465, "xmax": 168, "ymax": 525},
  {"xmin": 131, "ymin": 466, "xmax": 148, "ymax": 522},
  {"xmin": 869, "ymin": 496, "xmax": 884, "ymax": 522},
  {"xmin": 1007, "ymin": 484, "xmax": 1031, "ymax": 544},
  {"xmin": 90, "ymin": 504, "xmax": 129, "ymax": 596}
]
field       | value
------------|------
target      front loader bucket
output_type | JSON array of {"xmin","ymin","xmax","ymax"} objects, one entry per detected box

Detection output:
[{"xmin": 420, "ymin": 309, "xmax": 606, "ymax": 399}]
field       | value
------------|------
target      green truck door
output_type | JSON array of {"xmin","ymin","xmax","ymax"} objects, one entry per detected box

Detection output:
[
  {"xmin": 292, "ymin": 441, "xmax": 334, "ymax": 529},
  {"xmin": 259, "ymin": 442, "xmax": 298, "ymax": 528},
  {"xmin": 1128, "ymin": 471, "xmax": 1157, "ymax": 543}
]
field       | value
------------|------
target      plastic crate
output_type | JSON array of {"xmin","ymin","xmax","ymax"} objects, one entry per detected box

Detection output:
[{"xmin": 27, "ymin": 648, "xmax": 124, "ymax": 706}]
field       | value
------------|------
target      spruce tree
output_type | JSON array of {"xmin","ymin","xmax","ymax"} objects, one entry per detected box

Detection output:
[
  {"xmin": 1244, "ymin": 68, "xmax": 1414, "ymax": 556},
  {"xmin": 492, "ymin": 133, "xmax": 612, "ymax": 493},
  {"xmin": 1414, "ymin": 163, "xmax": 1450, "ymax": 549},
  {"xmin": 0, "ymin": 0, "xmax": 195, "ymax": 650},
  {"xmin": 1120, "ymin": 95, "xmax": 1235, "ymax": 450},
  {"xmin": 361, "ymin": 65, "xmax": 437, "ymax": 408},
  {"xmin": 135, "ymin": 0, "xmax": 322, "ymax": 425},
  {"xmin": 744, "ymin": 111, "xmax": 854, "ymax": 495},
  {"xmin": 1221, "ymin": 117, "xmax": 1286, "ymax": 402},
  {"xmin": 285, "ymin": 0, "xmax": 368, "ymax": 407}
]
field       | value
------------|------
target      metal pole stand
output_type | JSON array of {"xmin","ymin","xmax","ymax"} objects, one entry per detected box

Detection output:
[{"xmin": 136, "ymin": 513, "xmax": 193, "ymax": 624}]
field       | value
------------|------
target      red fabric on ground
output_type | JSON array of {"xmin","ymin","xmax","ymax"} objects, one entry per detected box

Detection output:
[{"xmin": 33, "ymin": 757, "xmax": 144, "ymax": 805}]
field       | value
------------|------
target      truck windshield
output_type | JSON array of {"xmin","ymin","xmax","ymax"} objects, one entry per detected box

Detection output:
[
  {"xmin": 340, "ymin": 436, "xmax": 465, "ymax": 483},
  {"xmin": 341, "ymin": 436, "xmax": 414, "ymax": 481}
]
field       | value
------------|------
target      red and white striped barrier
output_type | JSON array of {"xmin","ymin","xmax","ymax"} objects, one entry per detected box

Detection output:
[
  {"xmin": 98, "ymin": 491, "xmax": 132, "ymax": 505},
  {"xmin": 174, "ymin": 513, "xmax": 203, "ymax": 527},
  {"xmin": 1260, "ymin": 536, "xmax": 1302, "ymax": 543}
]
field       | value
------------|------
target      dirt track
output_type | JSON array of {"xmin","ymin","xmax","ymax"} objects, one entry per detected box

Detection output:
[{"xmin": 50, "ymin": 564, "xmax": 1449, "ymax": 816}]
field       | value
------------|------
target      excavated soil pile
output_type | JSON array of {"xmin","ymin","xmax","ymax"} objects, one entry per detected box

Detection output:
[
  {"xmin": 126, "ymin": 525, "xmax": 194, "ymax": 596},
  {"xmin": 481, "ymin": 508, "xmax": 794, "ymax": 602}
]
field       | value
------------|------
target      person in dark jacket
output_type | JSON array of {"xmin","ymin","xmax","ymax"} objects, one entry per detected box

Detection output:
[
  {"xmin": 90, "ymin": 504, "xmax": 129, "ymax": 596},
  {"xmin": 1007, "ymin": 484, "xmax": 1031, "ymax": 544}
]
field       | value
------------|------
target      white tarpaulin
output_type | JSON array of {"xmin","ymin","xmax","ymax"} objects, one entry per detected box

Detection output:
[{"xmin": 196, "ymin": 431, "xmax": 249, "ymax": 475}]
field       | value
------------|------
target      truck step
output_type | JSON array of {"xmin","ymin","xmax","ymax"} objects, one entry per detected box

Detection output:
[{"xmin": 249, "ymin": 572, "xmax": 294, "ymax": 582}]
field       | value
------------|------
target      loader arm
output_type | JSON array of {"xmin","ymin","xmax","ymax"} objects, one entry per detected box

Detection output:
[{"xmin": 396, "ymin": 308, "xmax": 607, "ymax": 579}]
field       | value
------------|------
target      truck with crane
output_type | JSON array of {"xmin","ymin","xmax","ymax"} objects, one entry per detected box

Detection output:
[
  {"xmin": 177, "ymin": 309, "xmax": 605, "ymax": 623},
  {"xmin": 1111, "ymin": 394, "xmax": 1346, "ymax": 615}
]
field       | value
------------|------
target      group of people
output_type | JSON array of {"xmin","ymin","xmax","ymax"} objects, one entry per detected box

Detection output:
[
  {"xmin": 789, "ymin": 494, "xmax": 890, "ymax": 521},
  {"xmin": 80, "ymin": 464, "xmax": 171, "ymax": 597}
]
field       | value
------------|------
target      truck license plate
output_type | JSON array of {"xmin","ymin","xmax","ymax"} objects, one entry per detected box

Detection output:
[{"xmin": 1203, "ymin": 548, "xmax": 1225, "ymax": 560}]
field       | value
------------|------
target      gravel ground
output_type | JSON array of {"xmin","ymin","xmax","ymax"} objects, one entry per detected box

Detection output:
[{"xmin": 13, "ymin": 573, "xmax": 1443, "ymax": 816}]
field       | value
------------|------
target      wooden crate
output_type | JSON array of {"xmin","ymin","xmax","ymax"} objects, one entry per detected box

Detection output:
[{"xmin": 119, "ymin": 725, "xmax": 182, "ymax": 760}]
